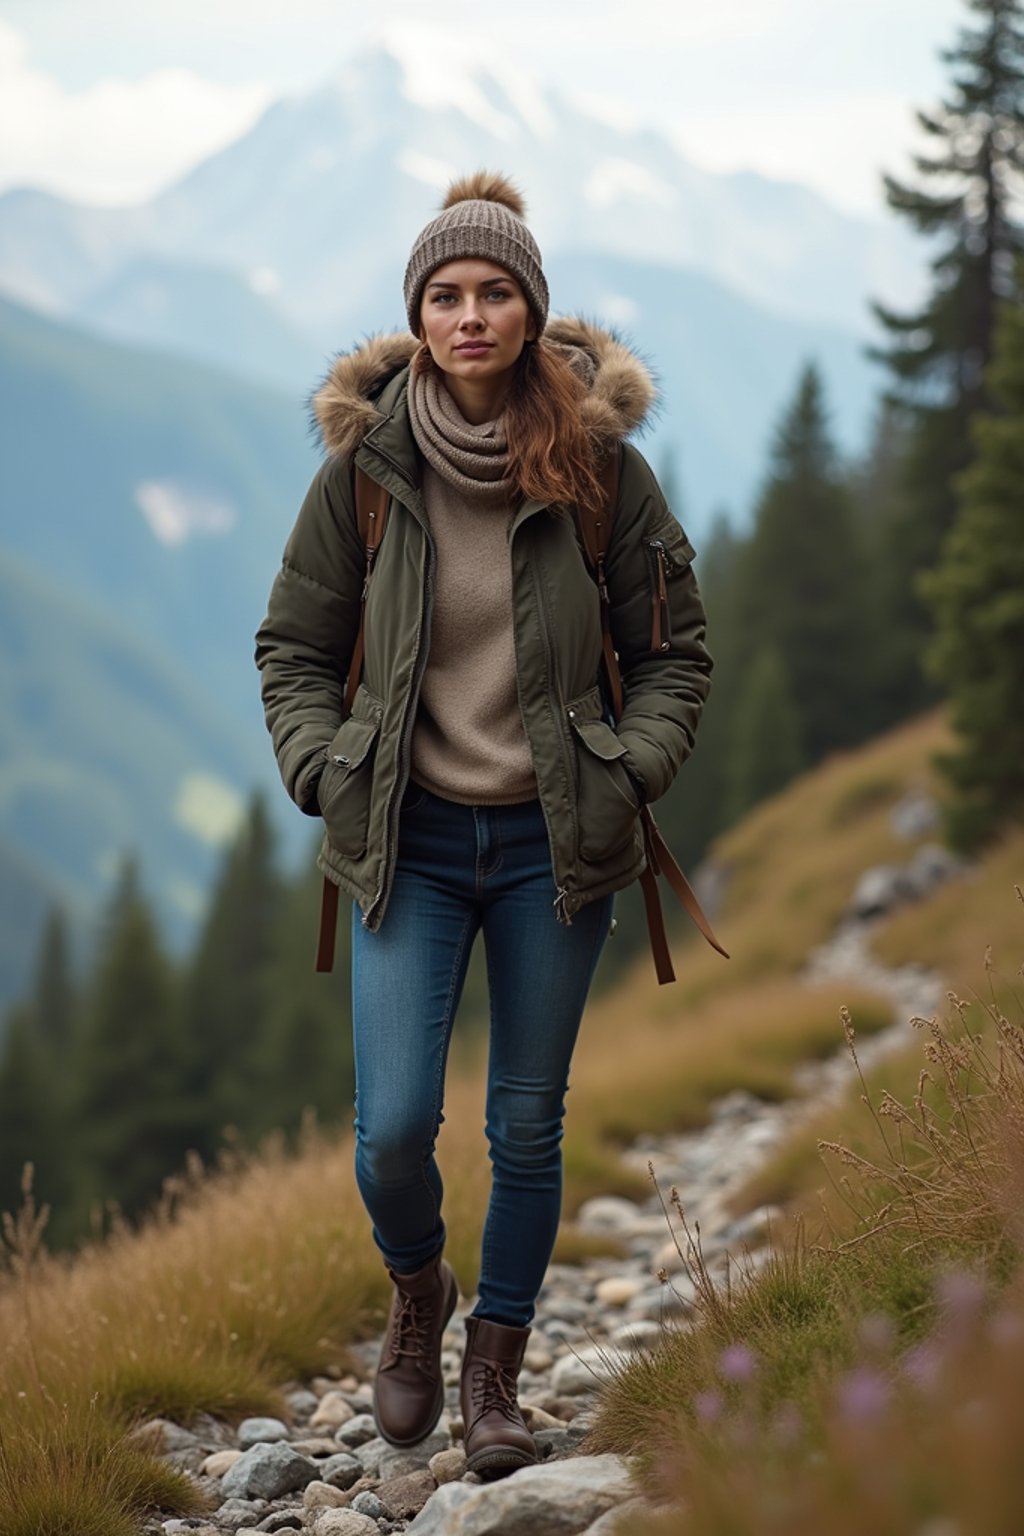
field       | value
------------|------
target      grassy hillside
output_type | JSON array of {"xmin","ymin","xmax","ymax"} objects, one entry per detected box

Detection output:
[
  {"xmin": 4, "ymin": 705, "xmax": 1019, "ymax": 1535},
  {"xmin": 0, "ymin": 548, "xmax": 271, "ymax": 976}
]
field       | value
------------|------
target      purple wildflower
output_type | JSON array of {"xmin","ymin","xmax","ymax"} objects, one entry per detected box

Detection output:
[
  {"xmin": 693, "ymin": 1389, "xmax": 724, "ymax": 1423},
  {"xmin": 718, "ymin": 1342, "xmax": 758, "ymax": 1383},
  {"xmin": 935, "ymin": 1266, "xmax": 987, "ymax": 1322},
  {"xmin": 902, "ymin": 1341, "xmax": 943, "ymax": 1391},
  {"xmin": 836, "ymin": 1366, "xmax": 891, "ymax": 1423}
]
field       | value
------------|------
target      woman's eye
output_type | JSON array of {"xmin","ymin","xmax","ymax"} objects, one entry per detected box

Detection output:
[{"xmin": 487, "ymin": 289, "xmax": 510, "ymax": 301}]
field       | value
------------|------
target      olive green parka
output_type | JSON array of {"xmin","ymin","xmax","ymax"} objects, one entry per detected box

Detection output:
[{"xmin": 254, "ymin": 317, "xmax": 713, "ymax": 933}]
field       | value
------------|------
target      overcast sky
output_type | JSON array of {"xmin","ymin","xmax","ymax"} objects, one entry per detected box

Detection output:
[{"xmin": 0, "ymin": 0, "xmax": 966, "ymax": 217}]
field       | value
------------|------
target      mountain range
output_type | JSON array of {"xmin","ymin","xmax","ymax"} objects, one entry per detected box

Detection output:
[{"xmin": 0, "ymin": 43, "xmax": 923, "ymax": 1001}]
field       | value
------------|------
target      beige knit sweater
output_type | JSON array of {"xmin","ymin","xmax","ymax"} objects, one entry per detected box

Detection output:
[{"xmin": 406, "ymin": 372, "xmax": 538, "ymax": 805}]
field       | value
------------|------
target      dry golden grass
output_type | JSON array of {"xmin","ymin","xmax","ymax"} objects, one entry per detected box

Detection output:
[
  {"xmin": 875, "ymin": 822, "xmax": 1024, "ymax": 985},
  {"xmin": 594, "ymin": 951, "xmax": 1024, "ymax": 1536}
]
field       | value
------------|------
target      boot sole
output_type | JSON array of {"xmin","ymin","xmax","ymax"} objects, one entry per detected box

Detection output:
[
  {"xmin": 466, "ymin": 1445, "xmax": 538, "ymax": 1480},
  {"xmin": 372, "ymin": 1263, "xmax": 459, "ymax": 1448}
]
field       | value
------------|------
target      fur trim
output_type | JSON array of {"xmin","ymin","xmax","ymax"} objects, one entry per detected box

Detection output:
[
  {"xmin": 308, "ymin": 318, "xmax": 656, "ymax": 459},
  {"xmin": 307, "ymin": 332, "xmax": 419, "ymax": 462},
  {"xmin": 441, "ymin": 170, "xmax": 526, "ymax": 218}
]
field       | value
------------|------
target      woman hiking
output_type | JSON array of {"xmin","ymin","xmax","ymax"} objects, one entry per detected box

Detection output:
[{"xmin": 254, "ymin": 171, "xmax": 713, "ymax": 1479}]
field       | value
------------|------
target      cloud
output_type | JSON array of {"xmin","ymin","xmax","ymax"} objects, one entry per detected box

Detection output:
[
  {"xmin": 173, "ymin": 772, "xmax": 245, "ymax": 848},
  {"xmin": 135, "ymin": 480, "xmax": 238, "ymax": 547},
  {"xmin": 0, "ymin": 20, "xmax": 271, "ymax": 205}
]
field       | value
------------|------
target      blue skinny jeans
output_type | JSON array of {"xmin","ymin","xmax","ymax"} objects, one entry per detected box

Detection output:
[{"xmin": 350, "ymin": 780, "xmax": 614, "ymax": 1328}]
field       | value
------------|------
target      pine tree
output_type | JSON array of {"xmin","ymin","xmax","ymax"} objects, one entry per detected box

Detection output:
[
  {"xmin": 72, "ymin": 858, "xmax": 189, "ymax": 1222},
  {"xmin": 251, "ymin": 852, "xmax": 355, "ymax": 1142},
  {"xmin": 725, "ymin": 649, "xmax": 804, "ymax": 822},
  {"xmin": 921, "ymin": 274, "xmax": 1024, "ymax": 849},
  {"xmin": 0, "ymin": 1004, "xmax": 55, "ymax": 1221},
  {"xmin": 31, "ymin": 905, "xmax": 76, "ymax": 1053},
  {"xmin": 869, "ymin": 0, "xmax": 1024, "ymax": 710},
  {"xmin": 735, "ymin": 363, "xmax": 870, "ymax": 766},
  {"xmin": 179, "ymin": 793, "xmax": 283, "ymax": 1154}
]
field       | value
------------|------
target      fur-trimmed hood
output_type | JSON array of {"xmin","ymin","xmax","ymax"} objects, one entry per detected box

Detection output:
[{"xmin": 307, "ymin": 317, "xmax": 657, "ymax": 463}]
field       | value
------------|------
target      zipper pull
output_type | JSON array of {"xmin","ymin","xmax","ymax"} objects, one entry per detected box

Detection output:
[
  {"xmin": 553, "ymin": 887, "xmax": 574, "ymax": 926},
  {"xmin": 648, "ymin": 540, "xmax": 671, "ymax": 651}
]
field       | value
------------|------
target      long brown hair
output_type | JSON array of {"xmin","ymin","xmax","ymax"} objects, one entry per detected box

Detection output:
[{"xmin": 505, "ymin": 340, "xmax": 606, "ymax": 517}]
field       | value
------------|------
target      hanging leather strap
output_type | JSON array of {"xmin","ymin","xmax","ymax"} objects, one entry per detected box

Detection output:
[
  {"xmin": 316, "ymin": 466, "xmax": 390, "ymax": 974},
  {"xmin": 578, "ymin": 449, "xmax": 729, "ymax": 982}
]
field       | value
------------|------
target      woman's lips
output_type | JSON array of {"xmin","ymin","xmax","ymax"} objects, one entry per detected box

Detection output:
[{"xmin": 454, "ymin": 342, "xmax": 494, "ymax": 354}]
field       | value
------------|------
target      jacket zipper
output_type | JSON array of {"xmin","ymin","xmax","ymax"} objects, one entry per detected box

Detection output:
[
  {"xmin": 529, "ymin": 557, "xmax": 578, "ymax": 925},
  {"xmin": 366, "ymin": 539, "xmax": 434, "ymax": 929},
  {"xmin": 646, "ymin": 539, "xmax": 671, "ymax": 652}
]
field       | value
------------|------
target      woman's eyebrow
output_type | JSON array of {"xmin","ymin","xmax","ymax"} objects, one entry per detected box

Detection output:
[{"xmin": 425, "ymin": 277, "xmax": 515, "ymax": 290}]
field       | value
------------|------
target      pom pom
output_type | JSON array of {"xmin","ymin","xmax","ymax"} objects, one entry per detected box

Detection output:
[{"xmin": 441, "ymin": 171, "xmax": 526, "ymax": 219}]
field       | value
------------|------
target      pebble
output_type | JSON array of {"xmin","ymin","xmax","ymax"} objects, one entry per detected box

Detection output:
[
  {"xmin": 237, "ymin": 1418, "xmax": 290, "ymax": 1451},
  {"xmin": 303, "ymin": 1481, "xmax": 348, "ymax": 1512},
  {"xmin": 145, "ymin": 864, "xmax": 942, "ymax": 1536},
  {"xmin": 203, "ymin": 1450, "xmax": 243, "ymax": 1478},
  {"xmin": 312, "ymin": 1513, "xmax": 380, "ymax": 1536},
  {"xmin": 310, "ymin": 1391, "xmax": 355, "ymax": 1430}
]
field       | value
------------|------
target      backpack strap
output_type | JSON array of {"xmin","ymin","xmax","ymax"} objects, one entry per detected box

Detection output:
[
  {"xmin": 317, "ymin": 465, "xmax": 390, "ymax": 973},
  {"xmin": 579, "ymin": 448, "xmax": 729, "ymax": 982}
]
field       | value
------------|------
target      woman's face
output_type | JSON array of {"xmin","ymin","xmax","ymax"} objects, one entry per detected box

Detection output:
[{"xmin": 419, "ymin": 259, "xmax": 536, "ymax": 387}]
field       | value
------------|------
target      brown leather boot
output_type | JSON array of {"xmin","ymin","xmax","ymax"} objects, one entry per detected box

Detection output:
[
  {"xmin": 459, "ymin": 1316, "xmax": 537, "ymax": 1479},
  {"xmin": 372, "ymin": 1253, "xmax": 459, "ymax": 1447}
]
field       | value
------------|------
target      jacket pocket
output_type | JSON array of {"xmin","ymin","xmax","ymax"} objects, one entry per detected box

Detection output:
[
  {"xmin": 566, "ymin": 687, "xmax": 641, "ymax": 863},
  {"xmin": 317, "ymin": 684, "xmax": 385, "ymax": 860}
]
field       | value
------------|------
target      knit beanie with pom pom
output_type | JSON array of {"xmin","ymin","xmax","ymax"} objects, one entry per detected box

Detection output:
[{"xmin": 403, "ymin": 171, "xmax": 549, "ymax": 338}]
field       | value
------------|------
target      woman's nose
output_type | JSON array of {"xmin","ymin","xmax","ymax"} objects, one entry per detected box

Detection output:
[{"xmin": 459, "ymin": 305, "xmax": 484, "ymax": 330}]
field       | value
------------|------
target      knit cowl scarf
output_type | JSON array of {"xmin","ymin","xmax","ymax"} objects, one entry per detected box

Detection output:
[{"xmin": 407, "ymin": 359, "xmax": 515, "ymax": 504}]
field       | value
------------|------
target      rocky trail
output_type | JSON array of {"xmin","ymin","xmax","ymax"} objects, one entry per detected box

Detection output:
[{"xmin": 144, "ymin": 811, "xmax": 952, "ymax": 1536}]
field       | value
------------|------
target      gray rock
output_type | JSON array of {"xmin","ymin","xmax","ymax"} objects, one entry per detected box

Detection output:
[
  {"xmin": 214, "ymin": 1499, "xmax": 270, "ymax": 1532},
  {"xmin": 334, "ymin": 1413, "xmax": 378, "ymax": 1447},
  {"xmin": 255, "ymin": 1513, "xmax": 304, "ymax": 1532},
  {"xmin": 286, "ymin": 1388, "xmax": 320, "ymax": 1418},
  {"xmin": 609, "ymin": 1319, "xmax": 661, "ymax": 1351},
  {"xmin": 312, "ymin": 1513, "xmax": 381, "ymax": 1536},
  {"xmin": 404, "ymin": 1454, "xmax": 635, "ymax": 1534},
  {"xmin": 351, "ymin": 1490, "xmax": 390, "ymax": 1519},
  {"xmin": 378, "ymin": 1427, "xmax": 450, "ymax": 1478},
  {"xmin": 376, "ymin": 1468, "xmax": 437, "ymax": 1518},
  {"xmin": 581, "ymin": 1498, "xmax": 652, "ymax": 1534},
  {"xmin": 161, "ymin": 1523, "xmax": 219, "ymax": 1535},
  {"xmin": 575, "ymin": 1197, "xmax": 643, "ymax": 1232},
  {"xmin": 890, "ymin": 790, "xmax": 939, "ymax": 840},
  {"xmin": 237, "ymin": 1416, "xmax": 290, "ymax": 1450},
  {"xmin": 906, "ymin": 842, "xmax": 962, "ymax": 897},
  {"xmin": 221, "ymin": 1442, "xmax": 319, "ymax": 1501},
  {"xmin": 317, "ymin": 1452, "xmax": 363, "ymax": 1490},
  {"xmin": 848, "ymin": 864, "xmax": 915, "ymax": 919},
  {"xmin": 353, "ymin": 1434, "xmax": 387, "ymax": 1476},
  {"xmin": 134, "ymin": 1418, "xmax": 200, "ymax": 1455},
  {"xmin": 551, "ymin": 1347, "xmax": 630, "ymax": 1396}
]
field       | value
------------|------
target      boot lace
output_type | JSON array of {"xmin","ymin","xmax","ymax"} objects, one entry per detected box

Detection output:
[
  {"xmin": 385, "ymin": 1294, "xmax": 432, "ymax": 1364},
  {"xmin": 470, "ymin": 1362, "xmax": 523, "ymax": 1423}
]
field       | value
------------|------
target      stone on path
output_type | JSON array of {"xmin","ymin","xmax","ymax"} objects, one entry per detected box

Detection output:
[
  {"xmin": 405, "ymin": 1454, "xmax": 635, "ymax": 1535},
  {"xmin": 312, "ymin": 1510, "xmax": 381, "ymax": 1535},
  {"xmin": 237, "ymin": 1416, "xmax": 290, "ymax": 1450},
  {"xmin": 551, "ymin": 1347, "xmax": 630, "ymax": 1397},
  {"xmin": 429, "ymin": 1446, "xmax": 467, "ymax": 1483},
  {"xmin": 310, "ymin": 1391, "xmax": 355, "ymax": 1429},
  {"xmin": 202, "ymin": 1448, "xmax": 243, "ymax": 1477},
  {"xmin": 304, "ymin": 1479, "xmax": 348, "ymax": 1512},
  {"xmin": 220, "ymin": 1441, "xmax": 319, "ymax": 1501}
]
